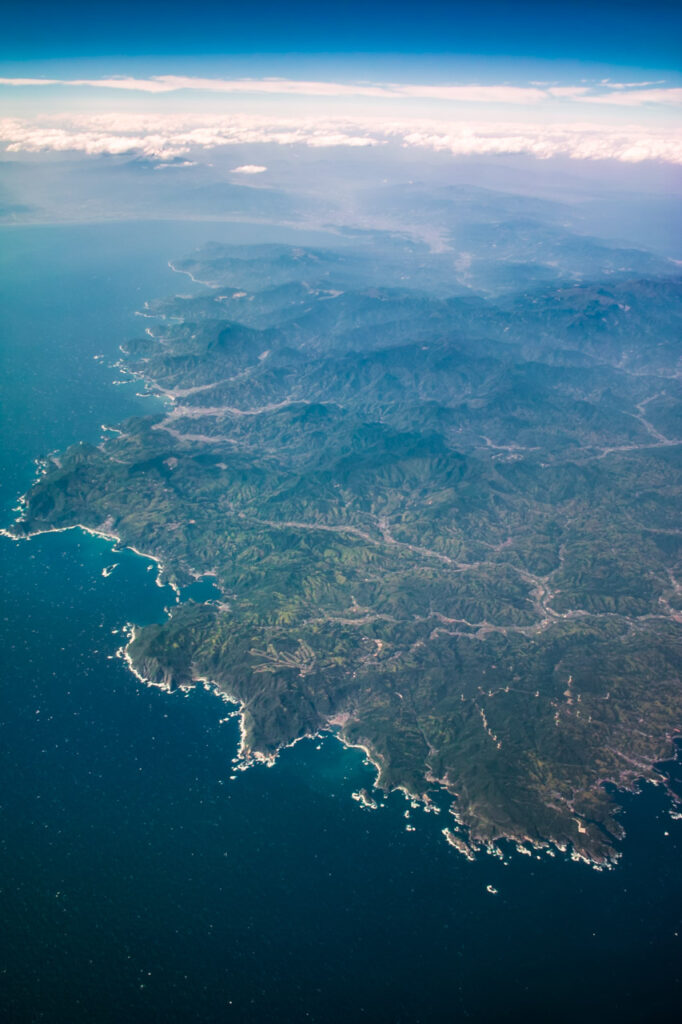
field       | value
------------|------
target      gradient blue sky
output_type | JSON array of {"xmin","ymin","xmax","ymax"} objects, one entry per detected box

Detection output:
[{"xmin": 3, "ymin": 0, "xmax": 681, "ymax": 67}]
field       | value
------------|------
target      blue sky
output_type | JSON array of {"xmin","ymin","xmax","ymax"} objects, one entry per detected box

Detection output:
[{"xmin": 3, "ymin": 0, "xmax": 681, "ymax": 67}]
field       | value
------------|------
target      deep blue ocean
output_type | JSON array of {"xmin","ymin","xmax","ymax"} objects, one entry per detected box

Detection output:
[{"xmin": 1, "ymin": 222, "xmax": 681, "ymax": 1024}]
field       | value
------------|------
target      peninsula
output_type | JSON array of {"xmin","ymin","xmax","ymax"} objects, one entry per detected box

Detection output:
[{"xmin": 10, "ymin": 239, "xmax": 682, "ymax": 866}]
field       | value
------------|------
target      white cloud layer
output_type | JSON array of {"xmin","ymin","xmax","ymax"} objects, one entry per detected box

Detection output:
[
  {"xmin": 0, "ymin": 76, "xmax": 548, "ymax": 101},
  {"xmin": 231, "ymin": 164, "xmax": 267, "ymax": 174},
  {"xmin": 1, "ymin": 113, "xmax": 680, "ymax": 164},
  {"xmin": 0, "ymin": 74, "xmax": 680, "ymax": 108}
]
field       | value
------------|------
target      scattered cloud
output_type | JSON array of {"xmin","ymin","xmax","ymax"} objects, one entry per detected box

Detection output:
[
  {"xmin": 1, "ymin": 113, "xmax": 680, "ymax": 164},
  {"xmin": 154, "ymin": 160, "xmax": 197, "ymax": 169}
]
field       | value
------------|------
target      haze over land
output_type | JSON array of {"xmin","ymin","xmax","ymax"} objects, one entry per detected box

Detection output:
[{"xmin": 9, "ymin": 191, "xmax": 682, "ymax": 864}]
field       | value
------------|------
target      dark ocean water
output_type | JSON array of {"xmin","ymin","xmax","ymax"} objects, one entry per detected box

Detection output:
[{"xmin": 1, "ymin": 222, "xmax": 681, "ymax": 1024}]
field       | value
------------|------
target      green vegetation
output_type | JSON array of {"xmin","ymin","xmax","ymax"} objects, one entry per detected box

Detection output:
[{"xmin": 13, "ymin": 242, "xmax": 682, "ymax": 865}]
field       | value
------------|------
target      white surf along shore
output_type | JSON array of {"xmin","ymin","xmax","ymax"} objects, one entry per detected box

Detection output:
[{"xmin": 0, "ymin": 260, "xmax": 630, "ymax": 871}]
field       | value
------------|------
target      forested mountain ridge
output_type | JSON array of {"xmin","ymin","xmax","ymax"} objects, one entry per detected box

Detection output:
[{"xmin": 12, "ymin": 240, "xmax": 682, "ymax": 865}]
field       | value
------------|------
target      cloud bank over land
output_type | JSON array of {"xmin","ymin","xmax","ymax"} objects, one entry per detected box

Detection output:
[
  {"xmin": 1, "ymin": 112, "xmax": 680, "ymax": 165},
  {"xmin": 1, "ymin": 72, "xmax": 679, "ymax": 166}
]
